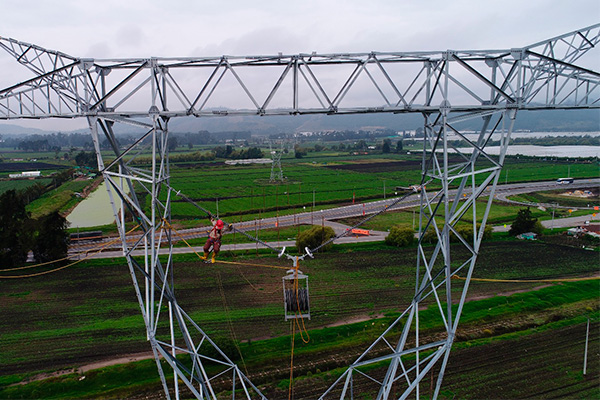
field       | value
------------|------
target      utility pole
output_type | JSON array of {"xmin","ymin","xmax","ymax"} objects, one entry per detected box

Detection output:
[
  {"xmin": 583, "ymin": 318, "xmax": 590, "ymax": 375},
  {"xmin": 312, "ymin": 189, "xmax": 315, "ymax": 225}
]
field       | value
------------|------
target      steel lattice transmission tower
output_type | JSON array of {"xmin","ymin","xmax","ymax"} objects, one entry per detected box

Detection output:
[
  {"xmin": 1, "ymin": 24, "xmax": 599, "ymax": 399},
  {"xmin": 269, "ymin": 141, "xmax": 285, "ymax": 183}
]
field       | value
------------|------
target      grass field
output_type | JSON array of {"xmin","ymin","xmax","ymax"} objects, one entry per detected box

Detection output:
[
  {"xmin": 0, "ymin": 178, "xmax": 53, "ymax": 195},
  {"xmin": 0, "ymin": 238, "xmax": 598, "ymax": 398},
  {"xmin": 26, "ymin": 179, "xmax": 98, "ymax": 218},
  {"xmin": 159, "ymin": 154, "xmax": 598, "ymax": 219}
]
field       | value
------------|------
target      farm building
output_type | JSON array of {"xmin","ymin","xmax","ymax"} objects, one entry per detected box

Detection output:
[
  {"xmin": 516, "ymin": 232, "xmax": 538, "ymax": 240},
  {"xmin": 8, "ymin": 170, "xmax": 41, "ymax": 179}
]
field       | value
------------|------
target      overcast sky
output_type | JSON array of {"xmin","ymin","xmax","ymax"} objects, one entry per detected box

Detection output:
[{"xmin": 1, "ymin": 0, "xmax": 599, "ymax": 130}]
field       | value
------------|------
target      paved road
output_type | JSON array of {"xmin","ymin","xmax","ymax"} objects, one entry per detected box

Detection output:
[{"xmin": 73, "ymin": 178, "xmax": 599, "ymax": 257}]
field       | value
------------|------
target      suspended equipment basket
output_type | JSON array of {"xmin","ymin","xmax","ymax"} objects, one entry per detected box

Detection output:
[{"xmin": 282, "ymin": 269, "xmax": 310, "ymax": 320}]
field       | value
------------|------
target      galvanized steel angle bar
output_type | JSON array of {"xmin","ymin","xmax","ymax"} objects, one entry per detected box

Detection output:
[
  {"xmin": 331, "ymin": 58, "xmax": 370, "ymax": 107},
  {"xmin": 260, "ymin": 58, "xmax": 294, "ymax": 111},
  {"xmin": 110, "ymin": 75, "xmax": 152, "ymax": 110},
  {"xmin": 90, "ymin": 62, "xmax": 149, "ymax": 110},
  {"xmin": 447, "ymin": 165, "xmax": 502, "ymax": 183},
  {"xmin": 106, "ymin": 168, "xmax": 154, "ymax": 184},
  {"xmin": 445, "ymin": 70, "xmax": 487, "ymax": 104},
  {"xmin": 371, "ymin": 56, "xmax": 409, "ymax": 107},
  {"xmin": 152, "ymin": 262, "xmax": 173, "ymax": 336},
  {"xmin": 416, "ymin": 267, "xmax": 449, "ymax": 306},
  {"xmin": 447, "ymin": 224, "xmax": 476, "ymax": 255},
  {"xmin": 102, "ymin": 128, "xmax": 154, "ymax": 172},
  {"xmin": 354, "ymin": 367, "xmax": 383, "ymax": 386},
  {"xmin": 157, "ymin": 345, "xmax": 206, "ymax": 399},
  {"xmin": 448, "ymin": 173, "xmax": 497, "ymax": 226},
  {"xmin": 351, "ymin": 305, "xmax": 414, "ymax": 366},
  {"xmin": 223, "ymin": 59, "xmax": 261, "ymax": 109},
  {"xmin": 417, "ymin": 245, "xmax": 449, "ymax": 332},
  {"xmin": 123, "ymin": 230, "xmax": 152, "ymax": 260},
  {"xmin": 383, "ymin": 351, "xmax": 439, "ymax": 398},
  {"xmin": 398, "ymin": 63, "xmax": 429, "ymax": 108},
  {"xmin": 354, "ymin": 339, "xmax": 447, "ymax": 371},
  {"xmin": 296, "ymin": 60, "xmax": 335, "ymax": 109},
  {"xmin": 425, "ymin": 60, "xmax": 447, "ymax": 106},
  {"xmin": 452, "ymin": 54, "xmax": 515, "ymax": 103},
  {"xmin": 557, "ymin": 77, "xmax": 596, "ymax": 106},
  {"xmin": 163, "ymin": 69, "xmax": 194, "ymax": 110}
]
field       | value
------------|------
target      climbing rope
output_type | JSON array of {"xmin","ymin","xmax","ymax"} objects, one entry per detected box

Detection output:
[
  {"xmin": 289, "ymin": 319, "xmax": 296, "ymax": 400},
  {"xmin": 452, "ymin": 274, "xmax": 600, "ymax": 283},
  {"xmin": 214, "ymin": 267, "xmax": 248, "ymax": 375},
  {"xmin": 236, "ymin": 265, "xmax": 281, "ymax": 294}
]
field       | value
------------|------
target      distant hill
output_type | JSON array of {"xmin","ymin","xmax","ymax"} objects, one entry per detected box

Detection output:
[
  {"xmin": 0, "ymin": 109, "xmax": 597, "ymax": 136},
  {"xmin": 168, "ymin": 109, "xmax": 599, "ymax": 135},
  {"xmin": 0, "ymin": 124, "xmax": 54, "ymax": 136}
]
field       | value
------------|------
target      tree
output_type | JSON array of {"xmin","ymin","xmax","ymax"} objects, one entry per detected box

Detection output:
[
  {"xmin": 75, "ymin": 151, "xmax": 97, "ymax": 169},
  {"xmin": 296, "ymin": 226, "xmax": 336, "ymax": 253},
  {"xmin": 396, "ymin": 140, "xmax": 403, "ymax": 152},
  {"xmin": 0, "ymin": 190, "xmax": 32, "ymax": 268},
  {"xmin": 294, "ymin": 145, "xmax": 306, "ymax": 159},
  {"xmin": 354, "ymin": 140, "xmax": 367, "ymax": 150},
  {"xmin": 509, "ymin": 207, "xmax": 543, "ymax": 236},
  {"xmin": 167, "ymin": 136, "xmax": 178, "ymax": 151},
  {"xmin": 385, "ymin": 225, "xmax": 415, "ymax": 247},
  {"xmin": 32, "ymin": 211, "xmax": 69, "ymax": 263},
  {"xmin": 382, "ymin": 139, "xmax": 391, "ymax": 153}
]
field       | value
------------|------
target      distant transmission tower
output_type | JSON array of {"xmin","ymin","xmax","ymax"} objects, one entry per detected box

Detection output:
[{"xmin": 269, "ymin": 141, "xmax": 284, "ymax": 183}]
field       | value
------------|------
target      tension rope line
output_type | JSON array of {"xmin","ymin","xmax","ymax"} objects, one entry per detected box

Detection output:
[
  {"xmin": 308, "ymin": 184, "xmax": 427, "ymax": 254},
  {"xmin": 452, "ymin": 274, "xmax": 600, "ymax": 283},
  {"xmin": 0, "ymin": 225, "xmax": 140, "ymax": 279},
  {"xmin": 168, "ymin": 182, "xmax": 424, "ymax": 258},
  {"xmin": 163, "ymin": 218, "xmax": 289, "ymax": 271},
  {"xmin": 166, "ymin": 184, "xmax": 283, "ymax": 255}
]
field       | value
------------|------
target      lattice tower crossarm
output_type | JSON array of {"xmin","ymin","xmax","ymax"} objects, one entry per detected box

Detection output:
[{"xmin": 0, "ymin": 25, "xmax": 599, "ymax": 400}]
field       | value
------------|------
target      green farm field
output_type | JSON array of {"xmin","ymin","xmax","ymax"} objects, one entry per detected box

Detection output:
[
  {"xmin": 161, "ymin": 155, "xmax": 599, "ymax": 221},
  {"xmin": 0, "ymin": 178, "xmax": 53, "ymax": 195},
  {"xmin": 0, "ymin": 239, "xmax": 598, "ymax": 398}
]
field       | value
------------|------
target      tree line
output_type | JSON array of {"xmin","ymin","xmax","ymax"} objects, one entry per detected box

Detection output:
[{"xmin": 0, "ymin": 189, "xmax": 69, "ymax": 268}]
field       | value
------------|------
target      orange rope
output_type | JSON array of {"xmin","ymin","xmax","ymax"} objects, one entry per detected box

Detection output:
[
  {"xmin": 289, "ymin": 319, "xmax": 296, "ymax": 400},
  {"xmin": 1, "ymin": 225, "xmax": 139, "ymax": 272},
  {"xmin": 291, "ymin": 258, "xmax": 310, "ymax": 343}
]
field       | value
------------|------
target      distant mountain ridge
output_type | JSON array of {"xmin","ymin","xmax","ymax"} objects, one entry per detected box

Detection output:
[{"xmin": 0, "ymin": 109, "xmax": 598, "ymax": 136}]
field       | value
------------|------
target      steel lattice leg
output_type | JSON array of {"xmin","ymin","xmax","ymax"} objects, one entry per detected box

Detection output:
[
  {"xmin": 88, "ymin": 115, "xmax": 265, "ymax": 399},
  {"xmin": 321, "ymin": 109, "xmax": 516, "ymax": 399}
]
